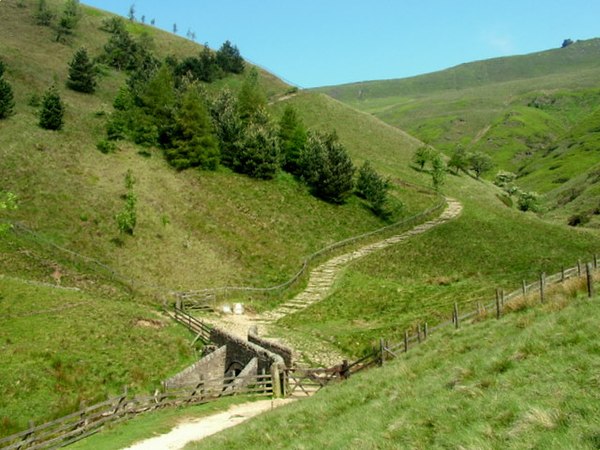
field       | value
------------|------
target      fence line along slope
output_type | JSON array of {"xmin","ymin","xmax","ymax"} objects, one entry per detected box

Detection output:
[{"xmin": 209, "ymin": 198, "xmax": 462, "ymax": 365}]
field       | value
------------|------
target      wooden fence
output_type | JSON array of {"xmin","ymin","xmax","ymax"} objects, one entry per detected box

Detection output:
[
  {"xmin": 0, "ymin": 374, "xmax": 272, "ymax": 450},
  {"xmin": 172, "ymin": 305, "xmax": 212, "ymax": 345},
  {"xmin": 378, "ymin": 256, "xmax": 599, "ymax": 361},
  {"xmin": 171, "ymin": 194, "xmax": 446, "ymax": 306}
]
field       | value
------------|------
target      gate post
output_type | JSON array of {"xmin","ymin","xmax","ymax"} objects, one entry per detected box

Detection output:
[{"xmin": 270, "ymin": 363, "xmax": 283, "ymax": 398}]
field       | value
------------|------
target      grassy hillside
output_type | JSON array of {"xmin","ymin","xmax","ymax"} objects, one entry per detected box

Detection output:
[
  {"xmin": 0, "ymin": 0, "xmax": 432, "ymax": 295},
  {"xmin": 316, "ymin": 39, "xmax": 600, "ymax": 226},
  {"xmin": 273, "ymin": 170, "xmax": 600, "ymax": 357},
  {"xmin": 0, "ymin": 275, "xmax": 196, "ymax": 436},
  {"xmin": 0, "ymin": 0, "xmax": 436, "ymax": 437},
  {"xmin": 193, "ymin": 282, "xmax": 600, "ymax": 449}
]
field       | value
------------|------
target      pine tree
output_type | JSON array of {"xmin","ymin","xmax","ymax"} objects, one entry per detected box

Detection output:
[
  {"xmin": 167, "ymin": 87, "xmax": 220, "ymax": 170},
  {"xmin": 39, "ymin": 86, "xmax": 65, "ymax": 130},
  {"xmin": 35, "ymin": 0, "xmax": 53, "ymax": 26},
  {"xmin": 67, "ymin": 48, "xmax": 97, "ymax": 93},
  {"xmin": 431, "ymin": 153, "xmax": 446, "ymax": 191},
  {"xmin": 300, "ymin": 132, "xmax": 355, "ymax": 204},
  {"xmin": 0, "ymin": 61, "xmax": 15, "ymax": 119},
  {"xmin": 56, "ymin": 0, "xmax": 80, "ymax": 41},
  {"xmin": 356, "ymin": 161, "xmax": 389, "ymax": 215},
  {"xmin": 238, "ymin": 68, "xmax": 266, "ymax": 122},
  {"xmin": 279, "ymin": 105, "xmax": 307, "ymax": 175},
  {"xmin": 236, "ymin": 120, "xmax": 280, "ymax": 179},
  {"xmin": 216, "ymin": 40, "xmax": 244, "ymax": 74}
]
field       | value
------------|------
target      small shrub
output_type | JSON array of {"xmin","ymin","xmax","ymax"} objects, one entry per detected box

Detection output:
[
  {"xmin": 96, "ymin": 139, "xmax": 116, "ymax": 154},
  {"xmin": 494, "ymin": 170, "xmax": 517, "ymax": 188},
  {"xmin": 27, "ymin": 93, "xmax": 41, "ymax": 107},
  {"xmin": 567, "ymin": 213, "xmax": 590, "ymax": 227},
  {"xmin": 39, "ymin": 86, "xmax": 65, "ymax": 130},
  {"xmin": 517, "ymin": 191, "xmax": 541, "ymax": 212}
]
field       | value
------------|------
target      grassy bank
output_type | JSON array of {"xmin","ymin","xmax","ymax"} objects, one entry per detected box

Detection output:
[{"xmin": 193, "ymin": 282, "xmax": 600, "ymax": 449}]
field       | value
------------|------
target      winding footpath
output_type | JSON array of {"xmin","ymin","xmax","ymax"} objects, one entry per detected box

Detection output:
[
  {"xmin": 213, "ymin": 198, "xmax": 463, "ymax": 363},
  {"xmin": 124, "ymin": 198, "xmax": 463, "ymax": 449}
]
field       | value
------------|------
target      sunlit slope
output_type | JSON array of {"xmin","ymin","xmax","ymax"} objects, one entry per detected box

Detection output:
[
  {"xmin": 0, "ymin": 0, "xmax": 435, "ymax": 295},
  {"xmin": 195, "ymin": 289, "xmax": 600, "ymax": 449},
  {"xmin": 316, "ymin": 39, "xmax": 600, "ymax": 226}
]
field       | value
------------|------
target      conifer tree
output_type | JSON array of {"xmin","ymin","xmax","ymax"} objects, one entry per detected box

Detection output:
[
  {"xmin": 235, "ymin": 113, "xmax": 280, "ymax": 179},
  {"xmin": 300, "ymin": 131, "xmax": 355, "ymax": 204},
  {"xmin": 238, "ymin": 68, "xmax": 266, "ymax": 122},
  {"xmin": 216, "ymin": 40, "xmax": 244, "ymax": 74},
  {"xmin": 167, "ymin": 87, "xmax": 220, "ymax": 170},
  {"xmin": 56, "ymin": 0, "xmax": 80, "ymax": 41},
  {"xmin": 35, "ymin": 0, "xmax": 53, "ymax": 26},
  {"xmin": 0, "ymin": 61, "xmax": 15, "ymax": 120},
  {"xmin": 67, "ymin": 47, "xmax": 97, "ymax": 93},
  {"xmin": 356, "ymin": 160, "xmax": 389, "ymax": 215},
  {"xmin": 279, "ymin": 105, "xmax": 307, "ymax": 175},
  {"xmin": 39, "ymin": 86, "xmax": 65, "ymax": 130}
]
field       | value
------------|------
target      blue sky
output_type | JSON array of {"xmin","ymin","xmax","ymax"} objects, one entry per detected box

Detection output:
[{"xmin": 84, "ymin": 1, "xmax": 600, "ymax": 88}]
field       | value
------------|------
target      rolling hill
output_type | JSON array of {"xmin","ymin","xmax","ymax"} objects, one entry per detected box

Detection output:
[
  {"xmin": 317, "ymin": 39, "xmax": 600, "ymax": 227},
  {"xmin": 1, "ymin": 0, "xmax": 600, "ymax": 442}
]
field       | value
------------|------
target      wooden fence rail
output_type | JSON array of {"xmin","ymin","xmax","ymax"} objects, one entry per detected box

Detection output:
[
  {"xmin": 172, "ymin": 194, "xmax": 446, "ymax": 305},
  {"xmin": 381, "ymin": 256, "xmax": 598, "ymax": 358},
  {"xmin": 0, "ymin": 373, "xmax": 272, "ymax": 450}
]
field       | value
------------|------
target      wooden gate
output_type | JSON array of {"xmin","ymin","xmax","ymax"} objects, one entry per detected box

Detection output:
[{"xmin": 285, "ymin": 363, "xmax": 350, "ymax": 397}]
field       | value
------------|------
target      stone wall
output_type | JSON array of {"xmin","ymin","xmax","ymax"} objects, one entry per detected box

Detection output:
[
  {"xmin": 163, "ymin": 345, "xmax": 226, "ymax": 389},
  {"xmin": 210, "ymin": 327, "xmax": 285, "ymax": 373},
  {"xmin": 248, "ymin": 332, "xmax": 294, "ymax": 367}
]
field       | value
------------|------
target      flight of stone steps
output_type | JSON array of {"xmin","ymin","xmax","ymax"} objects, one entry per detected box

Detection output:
[{"xmin": 259, "ymin": 198, "xmax": 463, "ymax": 323}]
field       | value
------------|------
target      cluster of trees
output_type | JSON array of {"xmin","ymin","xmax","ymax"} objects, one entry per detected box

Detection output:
[
  {"xmin": 494, "ymin": 170, "xmax": 541, "ymax": 212},
  {"xmin": 412, "ymin": 145, "xmax": 447, "ymax": 190},
  {"xmin": 0, "ymin": 60, "xmax": 15, "ymax": 119},
  {"xmin": 175, "ymin": 41, "xmax": 244, "ymax": 83},
  {"xmin": 1, "ymin": 58, "xmax": 67, "ymax": 130},
  {"xmin": 105, "ymin": 55, "xmax": 390, "ymax": 213},
  {"xmin": 35, "ymin": 0, "xmax": 81, "ymax": 42}
]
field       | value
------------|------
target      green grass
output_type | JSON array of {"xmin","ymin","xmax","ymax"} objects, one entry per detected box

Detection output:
[
  {"xmin": 0, "ymin": 0, "xmax": 434, "ymax": 295},
  {"xmin": 316, "ymin": 39, "xmax": 600, "ymax": 226},
  {"xmin": 190, "ymin": 284, "xmax": 600, "ymax": 449},
  {"xmin": 0, "ymin": 276, "xmax": 196, "ymax": 437},
  {"xmin": 274, "ymin": 173, "xmax": 600, "ymax": 356}
]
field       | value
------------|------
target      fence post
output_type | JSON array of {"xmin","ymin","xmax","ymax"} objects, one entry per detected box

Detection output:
[
  {"xmin": 594, "ymin": 254, "xmax": 598, "ymax": 270},
  {"xmin": 540, "ymin": 272, "xmax": 546, "ymax": 303},
  {"xmin": 522, "ymin": 280, "xmax": 527, "ymax": 298},
  {"xmin": 270, "ymin": 363, "xmax": 282, "ymax": 398},
  {"xmin": 403, "ymin": 331, "xmax": 409, "ymax": 353},
  {"xmin": 380, "ymin": 338, "xmax": 385, "ymax": 366},
  {"xmin": 578, "ymin": 260, "xmax": 582, "ymax": 277},
  {"xmin": 453, "ymin": 303, "xmax": 459, "ymax": 329},
  {"xmin": 587, "ymin": 263, "xmax": 594, "ymax": 298},
  {"xmin": 496, "ymin": 293, "xmax": 501, "ymax": 319},
  {"xmin": 417, "ymin": 324, "xmax": 422, "ymax": 343},
  {"xmin": 424, "ymin": 322, "xmax": 428, "ymax": 340}
]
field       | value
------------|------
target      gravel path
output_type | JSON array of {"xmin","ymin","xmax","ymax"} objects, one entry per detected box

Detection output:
[
  {"xmin": 123, "ymin": 399, "xmax": 294, "ymax": 450},
  {"xmin": 212, "ymin": 198, "xmax": 463, "ymax": 365},
  {"xmin": 125, "ymin": 198, "xmax": 463, "ymax": 448}
]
